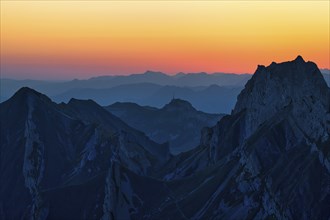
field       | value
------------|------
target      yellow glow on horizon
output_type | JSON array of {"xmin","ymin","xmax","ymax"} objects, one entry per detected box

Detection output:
[{"xmin": 1, "ymin": 1, "xmax": 329, "ymax": 79}]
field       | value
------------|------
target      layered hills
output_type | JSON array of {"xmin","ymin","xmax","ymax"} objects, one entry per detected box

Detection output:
[{"xmin": 106, "ymin": 99, "xmax": 224, "ymax": 154}]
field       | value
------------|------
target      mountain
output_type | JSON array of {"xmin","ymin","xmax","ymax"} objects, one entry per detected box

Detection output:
[
  {"xmin": 1, "ymin": 71, "xmax": 248, "ymax": 96},
  {"xmin": 0, "ymin": 87, "xmax": 170, "ymax": 219},
  {"xmin": 158, "ymin": 56, "xmax": 330, "ymax": 219},
  {"xmin": 143, "ymin": 84, "xmax": 242, "ymax": 114},
  {"xmin": 1, "ymin": 72, "xmax": 250, "ymax": 113},
  {"xmin": 0, "ymin": 72, "xmax": 251, "ymax": 113},
  {"xmin": 106, "ymin": 99, "xmax": 224, "ymax": 154},
  {"xmin": 2, "ymin": 70, "xmax": 329, "ymax": 113},
  {"xmin": 173, "ymin": 72, "xmax": 251, "ymax": 87},
  {"xmin": 52, "ymin": 83, "xmax": 162, "ymax": 106},
  {"xmin": 53, "ymin": 83, "xmax": 242, "ymax": 114},
  {"xmin": 87, "ymin": 71, "xmax": 252, "ymax": 87},
  {"xmin": 1, "ymin": 56, "xmax": 329, "ymax": 219}
]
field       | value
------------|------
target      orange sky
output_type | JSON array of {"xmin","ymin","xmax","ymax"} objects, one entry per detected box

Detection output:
[{"xmin": 1, "ymin": 1, "xmax": 329, "ymax": 80}]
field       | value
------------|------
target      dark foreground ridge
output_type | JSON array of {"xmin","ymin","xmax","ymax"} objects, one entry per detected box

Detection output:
[{"xmin": 0, "ymin": 56, "xmax": 329, "ymax": 219}]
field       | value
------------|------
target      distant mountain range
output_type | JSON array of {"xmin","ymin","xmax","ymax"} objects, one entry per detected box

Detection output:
[
  {"xmin": 1, "ymin": 72, "xmax": 252, "ymax": 114},
  {"xmin": 88, "ymin": 71, "xmax": 252, "ymax": 87},
  {"xmin": 1, "ymin": 57, "xmax": 330, "ymax": 219},
  {"xmin": 1, "ymin": 71, "xmax": 250, "ymax": 96},
  {"xmin": 54, "ymin": 83, "xmax": 243, "ymax": 114},
  {"xmin": 2, "ymin": 70, "xmax": 329, "ymax": 114},
  {"xmin": 106, "ymin": 99, "xmax": 225, "ymax": 154}
]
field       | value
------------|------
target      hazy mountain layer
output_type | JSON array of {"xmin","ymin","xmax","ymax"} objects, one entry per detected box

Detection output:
[
  {"xmin": 106, "ymin": 99, "xmax": 224, "ymax": 154},
  {"xmin": 0, "ymin": 71, "xmax": 250, "ymax": 97},
  {"xmin": 1, "ymin": 72, "xmax": 250, "ymax": 114},
  {"xmin": 55, "ymin": 84, "xmax": 242, "ymax": 114},
  {"xmin": 2, "ymin": 69, "xmax": 329, "ymax": 113}
]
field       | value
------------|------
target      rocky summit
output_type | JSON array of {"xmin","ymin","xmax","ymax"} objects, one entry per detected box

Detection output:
[
  {"xmin": 0, "ymin": 56, "xmax": 329, "ymax": 220},
  {"xmin": 233, "ymin": 55, "xmax": 330, "ymax": 140}
]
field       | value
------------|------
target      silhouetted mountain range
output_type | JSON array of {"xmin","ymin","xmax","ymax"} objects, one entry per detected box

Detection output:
[
  {"xmin": 1, "ymin": 56, "xmax": 329, "ymax": 219},
  {"xmin": 1, "ymin": 71, "xmax": 250, "ymax": 96},
  {"xmin": 106, "ymin": 99, "xmax": 224, "ymax": 154},
  {"xmin": 1, "ymin": 72, "xmax": 251, "ymax": 114}
]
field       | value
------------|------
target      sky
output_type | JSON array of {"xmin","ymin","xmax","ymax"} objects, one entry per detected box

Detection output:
[{"xmin": 1, "ymin": 1, "xmax": 329, "ymax": 80}]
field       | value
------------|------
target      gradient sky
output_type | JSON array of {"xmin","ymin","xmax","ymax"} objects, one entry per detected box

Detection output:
[{"xmin": 1, "ymin": 1, "xmax": 329, "ymax": 80}]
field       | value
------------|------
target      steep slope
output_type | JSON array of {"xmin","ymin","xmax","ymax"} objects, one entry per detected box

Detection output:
[
  {"xmin": 106, "ymin": 99, "xmax": 224, "ymax": 154},
  {"xmin": 157, "ymin": 56, "xmax": 330, "ymax": 219},
  {"xmin": 0, "ymin": 87, "xmax": 170, "ymax": 219},
  {"xmin": 63, "ymin": 98, "xmax": 170, "ymax": 162}
]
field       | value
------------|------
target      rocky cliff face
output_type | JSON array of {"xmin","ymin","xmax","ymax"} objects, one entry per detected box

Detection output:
[
  {"xmin": 233, "ymin": 56, "xmax": 330, "ymax": 140},
  {"xmin": 196, "ymin": 56, "xmax": 330, "ymax": 163}
]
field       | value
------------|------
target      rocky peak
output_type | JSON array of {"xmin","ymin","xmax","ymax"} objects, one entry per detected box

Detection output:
[
  {"xmin": 233, "ymin": 56, "xmax": 330, "ymax": 140},
  {"xmin": 294, "ymin": 55, "xmax": 305, "ymax": 62},
  {"xmin": 67, "ymin": 98, "xmax": 101, "ymax": 109},
  {"xmin": 11, "ymin": 87, "xmax": 52, "ymax": 104},
  {"xmin": 1, "ymin": 87, "xmax": 54, "ymax": 119},
  {"xmin": 162, "ymin": 98, "xmax": 196, "ymax": 112}
]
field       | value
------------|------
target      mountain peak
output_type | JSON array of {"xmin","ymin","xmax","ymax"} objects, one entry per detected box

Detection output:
[
  {"xmin": 162, "ymin": 98, "xmax": 196, "ymax": 112},
  {"xmin": 67, "ymin": 98, "xmax": 106, "ymax": 114},
  {"xmin": 233, "ymin": 56, "xmax": 330, "ymax": 139},
  {"xmin": 15, "ymin": 87, "xmax": 41, "ymax": 97},
  {"xmin": 295, "ymin": 55, "xmax": 305, "ymax": 62},
  {"xmin": 68, "ymin": 97, "xmax": 98, "ymax": 106},
  {"xmin": 11, "ymin": 87, "xmax": 51, "ymax": 103}
]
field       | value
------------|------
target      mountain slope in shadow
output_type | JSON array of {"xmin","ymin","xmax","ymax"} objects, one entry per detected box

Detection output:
[
  {"xmin": 106, "ymin": 99, "xmax": 225, "ymax": 154},
  {"xmin": 0, "ymin": 87, "xmax": 170, "ymax": 219}
]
